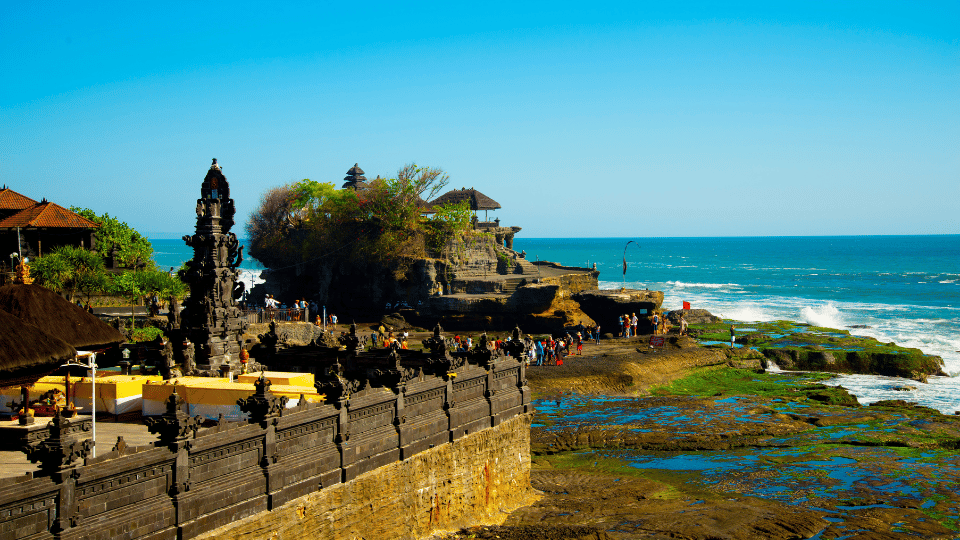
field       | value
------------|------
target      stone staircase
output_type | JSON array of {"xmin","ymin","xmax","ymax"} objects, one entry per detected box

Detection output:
[
  {"xmin": 513, "ymin": 258, "xmax": 539, "ymax": 277},
  {"xmin": 500, "ymin": 277, "xmax": 524, "ymax": 295}
]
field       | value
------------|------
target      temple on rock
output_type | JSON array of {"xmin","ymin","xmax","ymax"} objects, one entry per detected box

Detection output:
[
  {"xmin": 341, "ymin": 163, "xmax": 369, "ymax": 190},
  {"xmin": 180, "ymin": 159, "xmax": 246, "ymax": 373}
]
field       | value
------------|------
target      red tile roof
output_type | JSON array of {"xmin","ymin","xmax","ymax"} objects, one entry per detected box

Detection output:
[
  {"xmin": 0, "ymin": 188, "xmax": 38, "ymax": 211},
  {"xmin": 0, "ymin": 202, "xmax": 99, "ymax": 229}
]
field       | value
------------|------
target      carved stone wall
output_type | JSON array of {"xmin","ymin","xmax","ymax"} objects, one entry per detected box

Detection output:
[
  {"xmin": 193, "ymin": 414, "xmax": 537, "ymax": 540},
  {"xmin": 0, "ymin": 357, "xmax": 531, "ymax": 540}
]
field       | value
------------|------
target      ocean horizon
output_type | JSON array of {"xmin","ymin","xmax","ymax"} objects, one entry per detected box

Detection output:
[{"xmin": 153, "ymin": 234, "xmax": 960, "ymax": 410}]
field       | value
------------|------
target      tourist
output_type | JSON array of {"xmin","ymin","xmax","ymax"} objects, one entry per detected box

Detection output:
[
  {"xmin": 631, "ymin": 313, "xmax": 638, "ymax": 337},
  {"xmin": 594, "ymin": 324, "xmax": 601, "ymax": 344},
  {"xmin": 378, "ymin": 324, "xmax": 386, "ymax": 342},
  {"xmin": 730, "ymin": 325, "xmax": 736, "ymax": 346},
  {"xmin": 653, "ymin": 312, "xmax": 660, "ymax": 335},
  {"xmin": 535, "ymin": 339, "xmax": 544, "ymax": 366},
  {"xmin": 401, "ymin": 336, "xmax": 408, "ymax": 349},
  {"xmin": 576, "ymin": 332, "xmax": 583, "ymax": 355},
  {"xmin": 331, "ymin": 313, "xmax": 338, "ymax": 329},
  {"xmin": 680, "ymin": 314, "xmax": 688, "ymax": 336},
  {"xmin": 617, "ymin": 314, "xmax": 624, "ymax": 337}
]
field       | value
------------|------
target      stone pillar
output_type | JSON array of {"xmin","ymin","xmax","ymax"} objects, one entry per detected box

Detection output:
[
  {"xmin": 237, "ymin": 373, "xmax": 288, "ymax": 509},
  {"xmin": 22, "ymin": 410, "xmax": 94, "ymax": 539},
  {"xmin": 144, "ymin": 390, "xmax": 201, "ymax": 533},
  {"xmin": 335, "ymin": 395, "xmax": 351, "ymax": 482},
  {"xmin": 443, "ymin": 372, "xmax": 457, "ymax": 442},
  {"xmin": 505, "ymin": 232, "xmax": 515, "ymax": 250},
  {"xmin": 394, "ymin": 383, "xmax": 410, "ymax": 458}
]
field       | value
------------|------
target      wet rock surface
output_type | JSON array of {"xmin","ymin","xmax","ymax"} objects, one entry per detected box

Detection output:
[{"xmin": 443, "ymin": 335, "xmax": 960, "ymax": 539}]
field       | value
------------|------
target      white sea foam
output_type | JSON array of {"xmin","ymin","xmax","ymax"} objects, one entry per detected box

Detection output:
[
  {"xmin": 824, "ymin": 374, "xmax": 960, "ymax": 414},
  {"xmin": 238, "ymin": 269, "xmax": 265, "ymax": 293},
  {"xmin": 799, "ymin": 304, "xmax": 845, "ymax": 328},
  {"xmin": 604, "ymin": 279, "xmax": 960, "ymax": 377},
  {"xmin": 666, "ymin": 281, "xmax": 739, "ymax": 289}
]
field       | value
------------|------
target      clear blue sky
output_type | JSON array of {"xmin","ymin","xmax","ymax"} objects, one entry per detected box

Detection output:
[{"xmin": 2, "ymin": 1, "xmax": 957, "ymax": 238}]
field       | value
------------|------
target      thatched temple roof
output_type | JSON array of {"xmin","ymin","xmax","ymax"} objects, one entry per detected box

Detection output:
[
  {"xmin": 429, "ymin": 188, "xmax": 502, "ymax": 211},
  {"xmin": 0, "ymin": 284, "xmax": 124, "ymax": 349},
  {"xmin": 342, "ymin": 163, "xmax": 370, "ymax": 190},
  {"xmin": 0, "ymin": 308, "xmax": 76, "ymax": 388}
]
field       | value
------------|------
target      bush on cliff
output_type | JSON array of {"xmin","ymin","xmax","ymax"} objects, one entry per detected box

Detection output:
[{"xmin": 247, "ymin": 163, "xmax": 473, "ymax": 280}]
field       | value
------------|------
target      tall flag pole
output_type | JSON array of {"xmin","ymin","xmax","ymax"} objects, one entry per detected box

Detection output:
[{"xmin": 622, "ymin": 240, "xmax": 641, "ymax": 288}]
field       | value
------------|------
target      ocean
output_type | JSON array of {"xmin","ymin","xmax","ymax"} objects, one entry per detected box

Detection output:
[
  {"xmin": 153, "ymin": 235, "xmax": 960, "ymax": 411},
  {"xmin": 150, "ymin": 238, "xmax": 266, "ymax": 294}
]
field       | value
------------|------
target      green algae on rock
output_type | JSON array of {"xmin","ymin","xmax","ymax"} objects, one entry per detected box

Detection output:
[{"xmin": 691, "ymin": 319, "xmax": 945, "ymax": 380}]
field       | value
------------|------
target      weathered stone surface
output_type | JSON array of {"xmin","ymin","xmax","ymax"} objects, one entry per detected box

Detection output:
[
  {"xmin": 379, "ymin": 312, "xmax": 409, "ymax": 332},
  {"xmin": 247, "ymin": 321, "xmax": 324, "ymax": 347},
  {"xmin": 193, "ymin": 414, "xmax": 538, "ymax": 540},
  {"xmin": 666, "ymin": 308, "xmax": 720, "ymax": 325},
  {"xmin": 572, "ymin": 289, "xmax": 663, "ymax": 335}
]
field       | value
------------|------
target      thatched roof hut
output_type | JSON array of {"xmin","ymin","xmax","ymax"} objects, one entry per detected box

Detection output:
[
  {"xmin": 0, "ymin": 284, "xmax": 124, "ymax": 349},
  {"xmin": 0, "ymin": 308, "xmax": 76, "ymax": 387},
  {"xmin": 429, "ymin": 188, "xmax": 501, "ymax": 211}
]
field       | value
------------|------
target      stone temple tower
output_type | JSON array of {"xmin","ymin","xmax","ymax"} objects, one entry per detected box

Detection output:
[{"xmin": 181, "ymin": 159, "xmax": 246, "ymax": 373}]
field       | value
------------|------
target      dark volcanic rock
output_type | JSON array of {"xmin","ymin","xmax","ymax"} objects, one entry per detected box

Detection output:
[
  {"xmin": 666, "ymin": 308, "xmax": 720, "ymax": 325},
  {"xmin": 379, "ymin": 312, "xmax": 409, "ymax": 332},
  {"xmin": 573, "ymin": 289, "xmax": 663, "ymax": 335}
]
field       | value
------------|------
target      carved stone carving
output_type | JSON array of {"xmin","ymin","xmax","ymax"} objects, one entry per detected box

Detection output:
[
  {"xmin": 144, "ymin": 391, "xmax": 201, "ymax": 446},
  {"xmin": 24, "ymin": 410, "xmax": 94, "ymax": 473},
  {"xmin": 180, "ymin": 159, "xmax": 247, "ymax": 372},
  {"xmin": 237, "ymin": 372, "xmax": 288, "ymax": 423}
]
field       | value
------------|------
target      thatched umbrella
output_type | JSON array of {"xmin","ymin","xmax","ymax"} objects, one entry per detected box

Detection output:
[
  {"xmin": 0, "ymin": 308, "xmax": 76, "ymax": 387},
  {"xmin": 0, "ymin": 284, "xmax": 124, "ymax": 349},
  {"xmin": 429, "ymin": 188, "xmax": 502, "ymax": 220}
]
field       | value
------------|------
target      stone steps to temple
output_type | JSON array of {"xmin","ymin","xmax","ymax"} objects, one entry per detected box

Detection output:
[
  {"xmin": 513, "ymin": 259, "xmax": 539, "ymax": 276},
  {"xmin": 500, "ymin": 278, "xmax": 523, "ymax": 295}
]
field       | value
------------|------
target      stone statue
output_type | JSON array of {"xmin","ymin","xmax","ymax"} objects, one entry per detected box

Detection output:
[
  {"xmin": 167, "ymin": 296, "xmax": 181, "ymax": 329},
  {"xmin": 182, "ymin": 339, "xmax": 196, "ymax": 375}
]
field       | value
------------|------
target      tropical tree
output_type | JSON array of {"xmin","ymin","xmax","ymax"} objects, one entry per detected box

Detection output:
[
  {"xmin": 71, "ymin": 207, "xmax": 153, "ymax": 267},
  {"xmin": 31, "ymin": 245, "xmax": 110, "ymax": 303},
  {"xmin": 247, "ymin": 163, "xmax": 453, "ymax": 279}
]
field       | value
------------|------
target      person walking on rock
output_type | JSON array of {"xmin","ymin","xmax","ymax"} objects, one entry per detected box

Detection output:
[{"xmin": 730, "ymin": 324, "xmax": 736, "ymax": 346}]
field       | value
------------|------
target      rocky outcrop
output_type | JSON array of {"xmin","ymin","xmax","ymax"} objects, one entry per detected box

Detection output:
[
  {"xmin": 666, "ymin": 308, "xmax": 720, "ymax": 325},
  {"xmin": 572, "ymin": 289, "xmax": 664, "ymax": 334}
]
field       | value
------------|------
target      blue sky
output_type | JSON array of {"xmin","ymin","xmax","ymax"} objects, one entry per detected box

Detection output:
[{"xmin": 2, "ymin": 1, "xmax": 957, "ymax": 238}]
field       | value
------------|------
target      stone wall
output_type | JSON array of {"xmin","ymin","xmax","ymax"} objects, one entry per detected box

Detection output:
[
  {"xmin": 193, "ymin": 413, "xmax": 537, "ymax": 540},
  {"xmin": 0, "ymin": 356, "xmax": 531, "ymax": 540}
]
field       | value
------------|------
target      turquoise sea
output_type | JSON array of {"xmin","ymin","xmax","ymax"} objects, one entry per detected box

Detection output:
[{"xmin": 153, "ymin": 235, "xmax": 960, "ymax": 410}]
